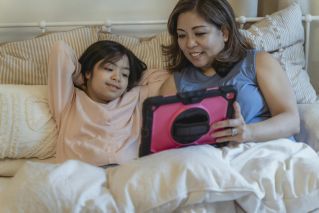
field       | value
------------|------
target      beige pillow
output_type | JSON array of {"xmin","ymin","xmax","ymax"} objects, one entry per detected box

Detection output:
[
  {"xmin": 240, "ymin": 3, "xmax": 317, "ymax": 104},
  {"xmin": 0, "ymin": 85, "xmax": 56, "ymax": 159},
  {"xmin": 98, "ymin": 31, "xmax": 171, "ymax": 69},
  {"xmin": 0, "ymin": 27, "xmax": 99, "ymax": 85}
]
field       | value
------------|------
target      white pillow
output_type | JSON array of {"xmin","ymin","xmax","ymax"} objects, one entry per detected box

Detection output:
[
  {"xmin": 0, "ymin": 85, "xmax": 57, "ymax": 159},
  {"xmin": 240, "ymin": 3, "xmax": 317, "ymax": 104}
]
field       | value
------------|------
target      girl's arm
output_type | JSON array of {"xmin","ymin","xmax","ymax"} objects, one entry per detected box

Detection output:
[{"xmin": 48, "ymin": 41, "xmax": 81, "ymax": 128}]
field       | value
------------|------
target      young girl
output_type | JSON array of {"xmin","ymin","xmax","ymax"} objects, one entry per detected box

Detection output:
[{"xmin": 48, "ymin": 40, "xmax": 148, "ymax": 166}]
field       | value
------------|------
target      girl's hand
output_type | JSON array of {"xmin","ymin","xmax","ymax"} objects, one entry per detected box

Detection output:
[{"xmin": 210, "ymin": 102, "xmax": 251, "ymax": 144}]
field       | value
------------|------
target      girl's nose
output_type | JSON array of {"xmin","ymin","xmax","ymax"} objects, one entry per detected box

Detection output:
[{"xmin": 111, "ymin": 71, "xmax": 121, "ymax": 82}]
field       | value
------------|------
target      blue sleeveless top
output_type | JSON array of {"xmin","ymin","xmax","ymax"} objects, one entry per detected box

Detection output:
[{"xmin": 174, "ymin": 49, "xmax": 271, "ymax": 124}]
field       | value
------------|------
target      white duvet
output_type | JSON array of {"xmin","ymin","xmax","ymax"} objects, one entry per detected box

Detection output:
[{"xmin": 1, "ymin": 139, "xmax": 319, "ymax": 213}]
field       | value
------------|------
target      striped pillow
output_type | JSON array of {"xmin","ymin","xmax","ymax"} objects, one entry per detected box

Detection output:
[
  {"xmin": 0, "ymin": 27, "xmax": 99, "ymax": 85},
  {"xmin": 240, "ymin": 3, "xmax": 317, "ymax": 104},
  {"xmin": 98, "ymin": 31, "xmax": 171, "ymax": 69}
]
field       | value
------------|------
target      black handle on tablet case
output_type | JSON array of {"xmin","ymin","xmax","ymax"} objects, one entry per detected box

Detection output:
[
  {"xmin": 172, "ymin": 122, "xmax": 210, "ymax": 144},
  {"xmin": 171, "ymin": 108, "xmax": 210, "ymax": 144}
]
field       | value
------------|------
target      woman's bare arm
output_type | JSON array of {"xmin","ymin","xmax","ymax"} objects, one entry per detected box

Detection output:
[{"xmin": 158, "ymin": 74, "xmax": 178, "ymax": 96}]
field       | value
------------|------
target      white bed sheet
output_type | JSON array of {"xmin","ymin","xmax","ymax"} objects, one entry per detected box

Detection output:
[{"xmin": 1, "ymin": 139, "xmax": 319, "ymax": 213}]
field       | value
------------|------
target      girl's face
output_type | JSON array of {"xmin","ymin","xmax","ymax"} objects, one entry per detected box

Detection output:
[
  {"xmin": 85, "ymin": 55, "xmax": 130, "ymax": 104},
  {"xmin": 176, "ymin": 10, "xmax": 228, "ymax": 75}
]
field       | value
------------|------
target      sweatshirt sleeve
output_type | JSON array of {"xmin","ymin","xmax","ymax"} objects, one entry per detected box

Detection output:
[{"xmin": 47, "ymin": 41, "xmax": 82, "ymax": 128}]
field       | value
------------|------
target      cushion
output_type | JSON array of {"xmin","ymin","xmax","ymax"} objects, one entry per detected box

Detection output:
[
  {"xmin": 0, "ymin": 85, "xmax": 56, "ymax": 159},
  {"xmin": 0, "ymin": 27, "xmax": 99, "ymax": 85},
  {"xmin": 98, "ymin": 31, "xmax": 171, "ymax": 69},
  {"xmin": 240, "ymin": 3, "xmax": 317, "ymax": 104}
]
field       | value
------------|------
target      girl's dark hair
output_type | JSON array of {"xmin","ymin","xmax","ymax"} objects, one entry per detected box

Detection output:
[
  {"xmin": 163, "ymin": 0, "xmax": 252, "ymax": 76},
  {"xmin": 79, "ymin": 40, "xmax": 147, "ymax": 91}
]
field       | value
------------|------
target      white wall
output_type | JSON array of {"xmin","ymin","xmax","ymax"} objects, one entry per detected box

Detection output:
[
  {"xmin": 0, "ymin": 0, "xmax": 178, "ymax": 42},
  {"xmin": 0, "ymin": 0, "xmax": 177, "ymax": 22}
]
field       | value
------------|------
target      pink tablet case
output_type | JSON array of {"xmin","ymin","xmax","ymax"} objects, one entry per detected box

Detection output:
[{"xmin": 139, "ymin": 86, "xmax": 236, "ymax": 157}]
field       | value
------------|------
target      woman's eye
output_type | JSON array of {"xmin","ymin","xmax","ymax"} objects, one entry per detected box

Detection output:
[
  {"xmin": 177, "ymin": 34, "xmax": 185, "ymax": 39},
  {"xmin": 195, "ymin": 32, "xmax": 206, "ymax": 36}
]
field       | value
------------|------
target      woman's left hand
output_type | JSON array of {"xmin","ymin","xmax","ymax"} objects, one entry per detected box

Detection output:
[{"xmin": 210, "ymin": 102, "xmax": 251, "ymax": 144}]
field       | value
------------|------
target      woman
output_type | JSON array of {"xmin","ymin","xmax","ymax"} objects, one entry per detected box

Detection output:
[{"xmin": 160, "ymin": 0, "xmax": 299, "ymax": 144}]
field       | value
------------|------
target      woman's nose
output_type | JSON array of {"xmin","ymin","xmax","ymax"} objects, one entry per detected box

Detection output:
[{"xmin": 186, "ymin": 36, "xmax": 197, "ymax": 48}]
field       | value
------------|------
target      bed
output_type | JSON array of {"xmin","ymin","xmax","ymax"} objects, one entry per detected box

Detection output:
[{"xmin": 1, "ymin": 3, "xmax": 319, "ymax": 213}]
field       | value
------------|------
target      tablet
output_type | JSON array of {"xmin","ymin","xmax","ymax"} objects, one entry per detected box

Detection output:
[{"xmin": 139, "ymin": 85, "xmax": 237, "ymax": 157}]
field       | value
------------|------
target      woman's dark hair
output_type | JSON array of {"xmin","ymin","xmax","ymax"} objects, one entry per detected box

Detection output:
[
  {"xmin": 163, "ymin": 0, "xmax": 252, "ymax": 76},
  {"xmin": 79, "ymin": 40, "xmax": 147, "ymax": 91}
]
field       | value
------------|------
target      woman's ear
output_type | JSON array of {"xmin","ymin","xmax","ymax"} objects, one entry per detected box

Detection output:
[
  {"xmin": 85, "ymin": 71, "xmax": 91, "ymax": 80},
  {"xmin": 221, "ymin": 26, "xmax": 229, "ymax": 42}
]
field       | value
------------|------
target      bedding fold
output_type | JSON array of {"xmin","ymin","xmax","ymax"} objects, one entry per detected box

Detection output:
[{"xmin": 1, "ymin": 139, "xmax": 319, "ymax": 213}]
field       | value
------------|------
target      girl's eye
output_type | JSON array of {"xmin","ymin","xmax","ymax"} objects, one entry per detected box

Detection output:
[
  {"xmin": 104, "ymin": 67, "xmax": 113, "ymax": 72},
  {"xmin": 122, "ymin": 73, "xmax": 129, "ymax": 78}
]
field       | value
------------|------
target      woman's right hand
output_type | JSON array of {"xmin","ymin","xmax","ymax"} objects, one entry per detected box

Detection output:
[{"xmin": 210, "ymin": 102, "xmax": 252, "ymax": 144}]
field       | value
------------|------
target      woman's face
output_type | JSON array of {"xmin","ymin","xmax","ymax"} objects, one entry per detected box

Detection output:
[
  {"xmin": 176, "ymin": 10, "xmax": 228, "ymax": 74},
  {"xmin": 85, "ymin": 55, "xmax": 130, "ymax": 104}
]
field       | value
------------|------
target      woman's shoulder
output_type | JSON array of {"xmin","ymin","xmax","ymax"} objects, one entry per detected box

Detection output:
[
  {"xmin": 255, "ymin": 51, "xmax": 285, "ymax": 79},
  {"xmin": 255, "ymin": 51, "xmax": 278, "ymax": 67},
  {"xmin": 159, "ymin": 73, "xmax": 177, "ymax": 96}
]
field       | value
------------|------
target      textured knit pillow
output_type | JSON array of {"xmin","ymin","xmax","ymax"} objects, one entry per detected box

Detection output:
[
  {"xmin": 0, "ymin": 85, "xmax": 56, "ymax": 159},
  {"xmin": 0, "ymin": 27, "xmax": 98, "ymax": 85},
  {"xmin": 98, "ymin": 31, "xmax": 171, "ymax": 69},
  {"xmin": 240, "ymin": 3, "xmax": 317, "ymax": 103}
]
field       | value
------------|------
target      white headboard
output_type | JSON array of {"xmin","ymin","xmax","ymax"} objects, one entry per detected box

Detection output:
[
  {"xmin": 1, "ymin": 16, "xmax": 318, "ymax": 72},
  {"xmin": 0, "ymin": 0, "xmax": 177, "ymax": 42}
]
